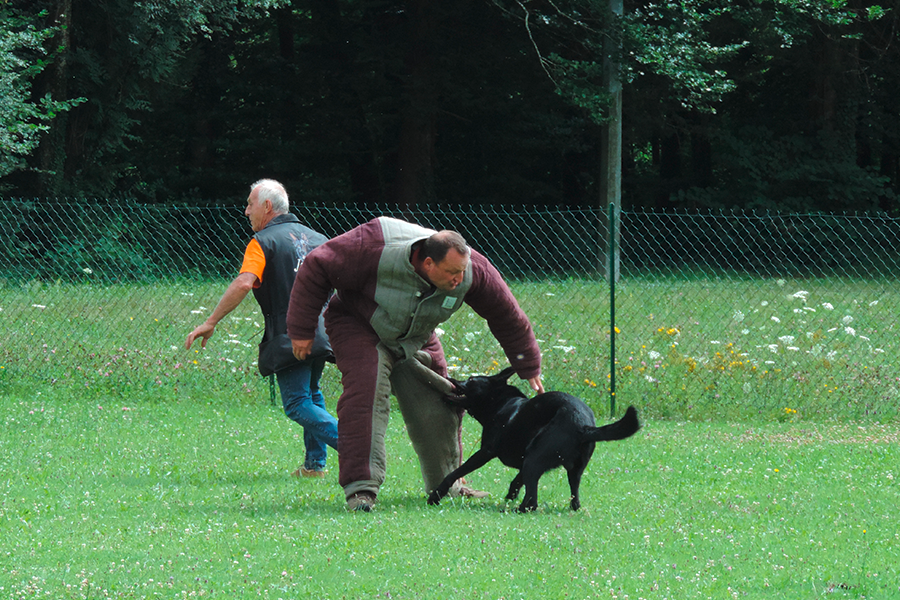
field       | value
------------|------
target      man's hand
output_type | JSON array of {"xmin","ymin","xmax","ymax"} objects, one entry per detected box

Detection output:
[
  {"xmin": 292, "ymin": 338, "xmax": 314, "ymax": 361},
  {"xmin": 528, "ymin": 375, "xmax": 544, "ymax": 395},
  {"xmin": 185, "ymin": 322, "xmax": 215, "ymax": 350}
]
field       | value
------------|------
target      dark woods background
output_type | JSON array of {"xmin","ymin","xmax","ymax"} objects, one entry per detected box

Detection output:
[{"xmin": 3, "ymin": 0, "xmax": 899, "ymax": 212}]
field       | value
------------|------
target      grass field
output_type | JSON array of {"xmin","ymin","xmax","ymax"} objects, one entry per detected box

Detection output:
[
  {"xmin": 1, "ymin": 277, "xmax": 899, "ymax": 598},
  {"xmin": 2, "ymin": 392, "xmax": 899, "ymax": 599},
  {"xmin": 2, "ymin": 277, "xmax": 898, "ymax": 421}
]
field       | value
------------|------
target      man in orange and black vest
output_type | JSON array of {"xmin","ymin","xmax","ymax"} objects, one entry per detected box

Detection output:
[{"xmin": 186, "ymin": 179, "xmax": 338, "ymax": 478}]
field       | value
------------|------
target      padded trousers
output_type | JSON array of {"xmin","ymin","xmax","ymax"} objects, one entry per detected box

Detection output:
[{"xmin": 327, "ymin": 309, "xmax": 463, "ymax": 499}]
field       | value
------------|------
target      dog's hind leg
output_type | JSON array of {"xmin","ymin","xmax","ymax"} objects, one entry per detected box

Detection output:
[
  {"xmin": 566, "ymin": 443, "xmax": 595, "ymax": 511},
  {"xmin": 505, "ymin": 472, "xmax": 524, "ymax": 501}
]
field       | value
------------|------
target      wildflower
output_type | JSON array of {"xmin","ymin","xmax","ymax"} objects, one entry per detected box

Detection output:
[
  {"xmin": 82, "ymin": 267, "xmax": 93, "ymax": 275},
  {"xmin": 733, "ymin": 310, "xmax": 745, "ymax": 322},
  {"xmin": 791, "ymin": 290, "xmax": 809, "ymax": 300},
  {"xmin": 778, "ymin": 336, "xmax": 795, "ymax": 344},
  {"xmin": 771, "ymin": 316, "xmax": 780, "ymax": 323},
  {"xmin": 842, "ymin": 315, "xmax": 854, "ymax": 325},
  {"xmin": 553, "ymin": 345, "xmax": 575, "ymax": 353},
  {"xmin": 434, "ymin": 327, "xmax": 445, "ymax": 336},
  {"xmin": 844, "ymin": 327, "xmax": 856, "ymax": 336},
  {"xmin": 776, "ymin": 279, "xmax": 786, "ymax": 286},
  {"xmin": 648, "ymin": 351, "xmax": 661, "ymax": 360},
  {"xmin": 822, "ymin": 303, "xmax": 834, "ymax": 310},
  {"xmin": 869, "ymin": 300, "xmax": 878, "ymax": 306}
]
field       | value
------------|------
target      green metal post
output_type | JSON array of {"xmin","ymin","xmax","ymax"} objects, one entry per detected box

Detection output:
[
  {"xmin": 269, "ymin": 374, "xmax": 276, "ymax": 405},
  {"xmin": 608, "ymin": 202, "xmax": 617, "ymax": 418}
]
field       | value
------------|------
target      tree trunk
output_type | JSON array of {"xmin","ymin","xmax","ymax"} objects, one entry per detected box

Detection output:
[
  {"xmin": 34, "ymin": 0, "xmax": 73, "ymax": 195},
  {"xmin": 395, "ymin": 0, "xmax": 437, "ymax": 208}
]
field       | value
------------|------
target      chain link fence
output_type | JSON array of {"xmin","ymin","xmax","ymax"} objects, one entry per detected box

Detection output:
[{"xmin": 2, "ymin": 199, "xmax": 898, "ymax": 422}]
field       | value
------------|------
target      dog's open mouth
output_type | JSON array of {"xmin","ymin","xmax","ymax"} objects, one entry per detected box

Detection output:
[{"xmin": 444, "ymin": 382, "xmax": 467, "ymax": 404}]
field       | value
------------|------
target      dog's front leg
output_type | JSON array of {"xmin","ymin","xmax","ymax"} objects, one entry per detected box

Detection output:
[{"xmin": 427, "ymin": 449, "xmax": 495, "ymax": 506}]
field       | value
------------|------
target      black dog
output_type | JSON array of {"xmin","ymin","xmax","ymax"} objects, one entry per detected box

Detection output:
[{"xmin": 428, "ymin": 367, "xmax": 640, "ymax": 512}]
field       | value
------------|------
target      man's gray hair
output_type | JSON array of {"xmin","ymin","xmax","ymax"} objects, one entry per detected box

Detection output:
[{"xmin": 251, "ymin": 179, "xmax": 289, "ymax": 214}]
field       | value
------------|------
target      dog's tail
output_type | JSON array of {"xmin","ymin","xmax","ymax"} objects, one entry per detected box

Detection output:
[{"xmin": 583, "ymin": 405, "xmax": 641, "ymax": 443}]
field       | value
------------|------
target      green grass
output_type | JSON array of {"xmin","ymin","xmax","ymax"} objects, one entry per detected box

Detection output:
[
  {"xmin": 2, "ymin": 277, "xmax": 898, "ymax": 421},
  {"xmin": 2, "ymin": 394, "xmax": 898, "ymax": 598},
  {"xmin": 2, "ymin": 278, "xmax": 899, "ymax": 597}
]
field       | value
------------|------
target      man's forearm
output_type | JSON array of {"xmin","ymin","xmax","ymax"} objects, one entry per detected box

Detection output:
[{"xmin": 207, "ymin": 272, "xmax": 256, "ymax": 325}]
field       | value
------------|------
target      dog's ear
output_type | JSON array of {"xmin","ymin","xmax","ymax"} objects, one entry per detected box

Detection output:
[{"xmin": 495, "ymin": 366, "xmax": 517, "ymax": 382}]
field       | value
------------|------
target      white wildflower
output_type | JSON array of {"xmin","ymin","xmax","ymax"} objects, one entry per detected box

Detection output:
[
  {"xmin": 767, "ymin": 344, "xmax": 779, "ymax": 353},
  {"xmin": 552, "ymin": 345, "xmax": 576, "ymax": 353},
  {"xmin": 822, "ymin": 303, "xmax": 834, "ymax": 310},
  {"xmin": 787, "ymin": 346, "xmax": 800, "ymax": 351},
  {"xmin": 82, "ymin": 267, "xmax": 93, "ymax": 275},
  {"xmin": 778, "ymin": 336, "xmax": 795, "ymax": 344},
  {"xmin": 32, "ymin": 304, "xmax": 46, "ymax": 309},
  {"xmin": 742, "ymin": 382, "xmax": 752, "ymax": 394},
  {"xmin": 776, "ymin": 279, "xmax": 786, "ymax": 286},
  {"xmin": 434, "ymin": 327, "xmax": 445, "ymax": 336},
  {"xmin": 791, "ymin": 290, "xmax": 809, "ymax": 300},
  {"xmin": 733, "ymin": 310, "xmax": 745, "ymax": 322},
  {"xmin": 842, "ymin": 315, "xmax": 853, "ymax": 325},
  {"xmin": 844, "ymin": 327, "xmax": 856, "ymax": 336},
  {"xmin": 741, "ymin": 329, "xmax": 750, "ymax": 335},
  {"xmin": 771, "ymin": 316, "xmax": 780, "ymax": 323},
  {"xmin": 761, "ymin": 301, "xmax": 769, "ymax": 307},
  {"xmin": 648, "ymin": 351, "xmax": 661, "ymax": 360},
  {"xmin": 869, "ymin": 300, "xmax": 878, "ymax": 306}
]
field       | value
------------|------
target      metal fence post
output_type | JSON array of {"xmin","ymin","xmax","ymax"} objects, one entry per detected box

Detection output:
[
  {"xmin": 608, "ymin": 202, "xmax": 617, "ymax": 418},
  {"xmin": 269, "ymin": 374, "xmax": 276, "ymax": 406}
]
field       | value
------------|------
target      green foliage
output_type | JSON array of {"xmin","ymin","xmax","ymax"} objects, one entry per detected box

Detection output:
[
  {"xmin": 677, "ymin": 126, "xmax": 894, "ymax": 211},
  {"xmin": 0, "ymin": 8, "xmax": 83, "ymax": 181}
]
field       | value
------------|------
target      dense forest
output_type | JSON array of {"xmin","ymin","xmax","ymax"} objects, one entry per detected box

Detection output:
[{"xmin": 2, "ymin": 0, "xmax": 898, "ymax": 212}]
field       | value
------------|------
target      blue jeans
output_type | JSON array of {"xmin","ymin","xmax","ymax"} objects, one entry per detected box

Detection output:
[{"xmin": 276, "ymin": 358, "xmax": 338, "ymax": 471}]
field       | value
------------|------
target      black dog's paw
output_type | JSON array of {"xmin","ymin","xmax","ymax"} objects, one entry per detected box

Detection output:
[{"xmin": 427, "ymin": 490, "xmax": 442, "ymax": 505}]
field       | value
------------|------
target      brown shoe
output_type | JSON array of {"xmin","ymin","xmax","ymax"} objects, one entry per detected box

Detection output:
[
  {"xmin": 291, "ymin": 467, "xmax": 328, "ymax": 478},
  {"xmin": 449, "ymin": 485, "xmax": 490, "ymax": 499},
  {"xmin": 346, "ymin": 491, "xmax": 376, "ymax": 512}
]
